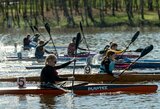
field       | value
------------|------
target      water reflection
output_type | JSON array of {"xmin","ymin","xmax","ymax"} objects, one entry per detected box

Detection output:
[
  {"xmin": 18, "ymin": 95, "xmax": 27, "ymax": 109},
  {"xmin": 39, "ymin": 95, "xmax": 56, "ymax": 109}
]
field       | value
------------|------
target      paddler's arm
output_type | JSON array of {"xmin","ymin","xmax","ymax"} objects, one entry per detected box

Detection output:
[
  {"xmin": 39, "ymin": 39, "xmax": 50, "ymax": 47},
  {"xmin": 114, "ymin": 50, "xmax": 124, "ymax": 54},
  {"xmin": 45, "ymin": 49, "xmax": 53, "ymax": 54},
  {"xmin": 54, "ymin": 58, "xmax": 75, "ymax": 69}
]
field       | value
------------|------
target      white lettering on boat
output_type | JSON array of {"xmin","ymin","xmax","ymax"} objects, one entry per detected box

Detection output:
[{"xmin": 88, "ymin": 86, "xmax": 108, "ymax": 91}]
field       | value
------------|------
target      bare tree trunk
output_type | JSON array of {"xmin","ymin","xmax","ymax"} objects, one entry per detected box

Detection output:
[
  {"xmin": 83, "ymin": 0, "xmax": 89, "ymax": 26},
  {"xmin": 156, "ymin": 0, "xmax": 160, "ymax": 20},
  {"xmin": 52, "ymin": 0, "xmax": 60, "ymax": 25},
  {"xmin": 69, "ymin": 0, "xmax": 76, "ymax": 27},
  {"xmin": 140, "ymin": 0, "xmax": 145, "ymax": 19},
  {"xmin": 112, "ymin": 0, "xmax": 115, "ymax": 16},
  {"xmin": 73, "ymin": 0, "xmax": 80, "ymax": 15},
  {"xmin": 148, "ymin": 0, "xmax": 153, "ymax": 11},
  {"xmin": 40, "ymin": 0, "xmax": 45, "ymax": 22},
  {"xmin": 125, "ymin": 0, "xmax": 134, "ymax": 25},
  {"xmin": 99, "ymin": 0, "xmax": 105, "ymax": 25}
]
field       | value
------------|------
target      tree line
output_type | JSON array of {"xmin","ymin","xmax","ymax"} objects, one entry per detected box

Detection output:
[{"xmin": 0, "ymin": 0, "xmax": 160, "ymax": 29}]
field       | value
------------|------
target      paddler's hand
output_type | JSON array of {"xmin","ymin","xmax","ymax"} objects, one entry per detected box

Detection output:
[
  {"xmin": 113, "ymin": 74, "xmax": 119, "ymax": 78},
  {"xmin": 68, "ymin": 76, "xmax": 75, "ymax": 81},
  {"xmin": 49, "ymin": 37, "xmax": 52, "ymax": 41}
]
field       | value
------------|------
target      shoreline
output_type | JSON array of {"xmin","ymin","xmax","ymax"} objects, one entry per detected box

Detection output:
[{"xmin": 1, "ymin": 25, "xmax": 160, "ymax": 35}]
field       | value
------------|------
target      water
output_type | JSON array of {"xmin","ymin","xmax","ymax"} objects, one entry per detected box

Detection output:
[{"xmin": 0, "ymin": 29, "xmax": 160, "ymax": 108}]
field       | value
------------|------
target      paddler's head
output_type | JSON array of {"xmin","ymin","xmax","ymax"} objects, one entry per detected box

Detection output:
[
  {"xmin": 39, "ymin": 40, "xmax": 44, "ymax": 45},
  {"xmin": 27, "ymin": 34, "xmax": 31, "ymax": 39},
  {"xmin": 110, "ymin": 43, "xmax": 118, "ymax": 50},
  {"xmin": 45, "ymin": 54, "xmax": 57, "ymax": 66},
  {"xmin": 72, "ymin": 37, "xmax": 76, "ymax": 43}
]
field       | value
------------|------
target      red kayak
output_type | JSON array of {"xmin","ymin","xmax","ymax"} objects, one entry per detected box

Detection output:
[
  {"xmin": 0, "ymin": 86, "xmax": 67, "ymax": 95},
  {"xmin": 0, "ymin": 82, "xmax": 156, "ymax": 95},
  {"xmin": 65, "ymin": 83, "xmax": 158, "ymax": 95}
]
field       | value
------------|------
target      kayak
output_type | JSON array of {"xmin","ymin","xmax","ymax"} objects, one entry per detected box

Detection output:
[
  {"xmin": 65, "ymin": 84, "xmax": 157, "ymax": 95},
  {"xmin": 6, "ymin": 56, "xmax": 88, "ymax": 61},
  {"xmin": 0, "ymin": 83, "xmax": 157, "ymax": 95},
  {"xmin": 0, "ymin": 86, "xmax": 67, "ymax": 95},
  {"xmin": 1, "ymin": 72, "xmax": 160, "ymax": 83},
  {"xmin": 25, "ymin": 61, "xmax": 160, "ymax": 70},
  {"xmin": 6, "ymin": 53, "xmax": 139, "ymax": 62}
]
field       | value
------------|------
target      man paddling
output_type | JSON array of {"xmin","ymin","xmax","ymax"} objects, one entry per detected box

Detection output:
[
  {"xmin": 40, "ymin": 54, "xmax": 75, "ymax": 88},
  {"xmin": 67, "ymin": 37, "xmax": 88, "ymax": 56},
  {"xmin": 23, "ymin": 34, "xmax": 32, "ymax": 50}
]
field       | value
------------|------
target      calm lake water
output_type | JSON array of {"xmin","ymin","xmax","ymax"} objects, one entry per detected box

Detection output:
[{"xmin": 0, "ymin": 28, "xmax": 160, "ymax": 109}]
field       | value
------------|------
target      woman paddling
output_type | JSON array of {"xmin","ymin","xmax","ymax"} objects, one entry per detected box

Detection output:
[
  {"xmin": 99, "ymin": 51, "xmax": 119, "ymax": 78},
  {"xmin": 40, "ymin": 54, "xmax": 75, "ymax": 87},
  {"xmin": 35, "ymin": 38, "xmax": 53, "ymax": 59}
]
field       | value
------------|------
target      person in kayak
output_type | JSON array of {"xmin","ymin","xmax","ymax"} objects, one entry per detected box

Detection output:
[
  {"xmin": 33, "ymin": 34, "xmax": 40, "ymax": 43},
  {"xmin": 40, "ymin": 54, "xmax": 75, "ymax": 87},
  {"xmin": 35, "ymin": 38, "xmax": 53, "ymax": 59},
  {"xmin": 108, "ymin": 43, "xmax": 125, "ymax": 54},
  {"xmin": 30, "ymin": 33, "xmax": 40, "ymax": 47},
  {"xmin": 67, "ymin": 37, "xmax": 87, "ymax": 56},
  {"xmin": 99, "ymin": 42, "xmax": 113, "ymax": 54},
  {"xmin": 23, "ymin": 34, "xmax": 32, "ymax": 50},
  {"xmin": 99, "ymin": 51, "xmax": 118, "ymax": 78}
]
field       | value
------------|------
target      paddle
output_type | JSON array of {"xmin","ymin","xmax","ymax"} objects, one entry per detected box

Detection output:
[
  {"xmin": 30, "ymin": 25, "xmax": 35, "ymax": 35},
  {"xmin": 72, "ymin": 32, "xmax": 82, "ymax": 90},
  {"xmin": 120, "ymin": 31, "xmax": 140, "ymax": 55},
  {"xmin": 126, "ymin": 48, "xmax": 144, "ymax": 52},
  {"xmin": 33, "ymin": 25, "xmax": 45, "ymax": 39},
  {"xmin": 44, "ymin": 23, "xmax": 58, "ymax": 57},
  {"xmin": 110, "ymin": 45, "xmax": 153, "ymax": 83},
  {"xmin": 80, "ymin": 21, "xmax": 90, "ymax": 51}
]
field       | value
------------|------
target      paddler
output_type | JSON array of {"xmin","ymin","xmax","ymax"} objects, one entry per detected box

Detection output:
[
  {"xmin": 67, "ymin": 37, "xmax": 87, "ymax": 56},
  {"xmin": 108, "ymin": 43, "xmax": 125, "ymax": 54},
  {"xmin": 35, "ymin": 38, "xmax": 53, "ymax": 59},
  {"xmin": 99, "ymin": 50, "xmax": 119, "ymax": 78},
  {"xmin": 30, "ymin": 33, "xmax": 40, "ymax": 47},
  {"xmin": 40, "ymin": 54, "xmax": 75, "ymax": 88},
  {"xmin": 23, "ymin": 34, "xmax": 32, "ymax": 50}
]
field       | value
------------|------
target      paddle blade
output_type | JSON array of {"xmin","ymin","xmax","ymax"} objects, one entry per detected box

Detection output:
[
  {"xmin": 80, "ymin": 22, "xmax": 83, "ymax": 32},
  {"xmin": 75, "ymin": 32, "xmax": 82, "ymax": 50},
  {"xmin": 131, "ymin": 31, "xmax": 140, "ymax": 42},
  {"xmin": 135, "ymin": 48, "xmax": 143, "ymax": 52},
  {"xmin": 44, "ymin": 23, "xmax": 50, "ymax": 35},
  {"xmin": 140, "ymin": 45, "xmax": 153, "ymax": 58},
  {"xmin": 33, "ymin": 26, "xmax": 38, "ymax": 31},
  {"xmin": 30, "ymin": 25, "xmax": 34, "ymax": 33}
]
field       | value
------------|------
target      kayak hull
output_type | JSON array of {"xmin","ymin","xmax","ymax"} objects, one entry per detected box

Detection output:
[
  {"xmin": 0, "ymin": 86, "xmax": 66, "ymax": 95},
  {"xmin": 0, "ymin": 84, "xmax": 157, "ymax": 95},
  {"xmin": 1, "ymin": 73, "xmax": 160, "ymax": 83},
  {"xmin": 70, "ymin": 84, "xmax": 158, "ymax": 95}
]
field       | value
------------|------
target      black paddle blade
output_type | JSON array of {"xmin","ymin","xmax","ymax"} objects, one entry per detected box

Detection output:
[
  {"xmin": 75, "ymin": 32, "xmax": 82, "ymax": 50},
  {"xmin": 30, "ymin": 25, "xmax": 34, "ymax": 33},
  {"xmin": 45, "ymin": 23, "xmax": 50, "ymax": 35},
  {"xmin": 131, "ymin": 31, "xmax": 140, "ymax": 42},
  {"xmin": 135, "ymin": 48, "xmax": 143, "ymax": 52},
  {"xmin": 80, "ymin": 22, "xmax": 83, "ymax": 32},
  {"xmin": 33, "ymin": 26, "xmax": 38, "ymax": 31},
  {"xmin": 140, "ymin": 45, "xmax": 153, "ymax": 57}
]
